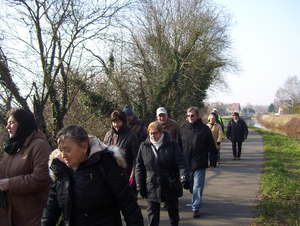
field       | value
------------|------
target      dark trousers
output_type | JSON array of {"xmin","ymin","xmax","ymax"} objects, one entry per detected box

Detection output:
[
  {"xmin": 147, "ymin": 199, "xmax": 179, "ymax": 226},
  {"xmin": 232, "ymin": 141, "xmax": 243, "ymax": 157}
]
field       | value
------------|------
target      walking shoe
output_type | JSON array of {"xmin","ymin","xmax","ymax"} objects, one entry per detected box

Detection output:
[
  {"xmin": 232, "ymin": 156, "xmax": 236, "ymax": 160},
  {"xmin": 193, "ymin": 211, "xmax": 200, "ymax": 218},
  {"xmin": 237, "ymin": 157, "xmax": 240, "ymax": 160}
]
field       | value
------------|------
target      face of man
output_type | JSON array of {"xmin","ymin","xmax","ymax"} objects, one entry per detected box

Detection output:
[
  {"xmin": 126, "ymin": 115, "xmax": 134, "ymax": 124},
  {"xmin": 156, "ymin": 113, "xmax": 168, "ymax": 124},
  {"xmin": 214, "ymin": 110, "xmax": 218, "ymax": 115},
  {"xmin": 187, "ymin": 110, "xmax": 198, "ymax": 123},
  {"xmin": 233, "ymin": 115, "xmax": 239, "ymax": 121}
]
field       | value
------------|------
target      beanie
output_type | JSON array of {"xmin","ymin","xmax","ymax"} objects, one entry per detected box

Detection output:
[{"xmin": 123, "ymin": 105, "xmax": 134, "ymax": 116}]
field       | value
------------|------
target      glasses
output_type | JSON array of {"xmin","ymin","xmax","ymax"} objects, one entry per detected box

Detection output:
[
  {"xmin": 186, "ymin": 114, "xmax": 195, "ymax": 118},
  {"xmin": 149, "ymin": 132, "xmax": 160, "ymax": 136}
]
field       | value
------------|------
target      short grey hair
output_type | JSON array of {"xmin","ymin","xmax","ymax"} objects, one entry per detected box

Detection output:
[
  {"xmin": 187, "ymin": 107, "xmax": 199, "ymax": 116},
  {"xmin": 57, "ymin": 125, "xmax": 90, "ymax": 150}
]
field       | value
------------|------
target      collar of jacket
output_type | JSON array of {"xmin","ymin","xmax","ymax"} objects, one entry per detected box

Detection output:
[
  {"xmin": 112, "ymin": 123, "xmax": 130, "ymax": 135},
  {"xmin": 129, "ymin": 116, "xmax": 144, "ymax": 126},
  {"xmin": 186, "ymin": 118, "xmax": 203, "ymax": 129}
]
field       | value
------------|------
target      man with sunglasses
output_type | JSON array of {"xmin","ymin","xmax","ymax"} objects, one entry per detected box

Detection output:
[{"xmin": 177, "ymin": 107, "xmax": 217, "ymax": 218}]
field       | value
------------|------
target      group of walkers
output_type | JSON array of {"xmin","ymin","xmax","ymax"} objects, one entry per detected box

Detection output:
[{"xmin": 0, "ymin": 106, "xmax": 248, "ymax": 226}]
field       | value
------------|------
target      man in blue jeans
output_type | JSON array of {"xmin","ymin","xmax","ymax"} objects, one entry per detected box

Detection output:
[{"xmin": 177, "ymin": 107, "xmax": 217, "ymax": 218}]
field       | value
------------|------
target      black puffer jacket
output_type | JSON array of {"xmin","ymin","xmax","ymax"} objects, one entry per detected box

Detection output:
[
  {"xmin": 226, "ymin": 118, "xmax": 248, "ymax": 142},
  {"xmin": 104, "ymin": 124, "xmax": 139, "ymax": 178},
  {"xmin": 135, "ymin": 131, "xmax": 190, "ymax": 203},
  {"xmin": 177, "ymin": 118, "xmax": 217, "ymax": 170},
  {"xmin": 42, "ymin": 137, "xmax": 144, "ymax": 226}
]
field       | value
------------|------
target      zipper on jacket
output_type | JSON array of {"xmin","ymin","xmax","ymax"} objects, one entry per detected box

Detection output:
[{"xmin": 90, "ymin": 172, "xmax": 103, "ymax": 196}]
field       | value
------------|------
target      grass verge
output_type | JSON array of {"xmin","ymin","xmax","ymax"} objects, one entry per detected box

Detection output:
[{"xmin": 250, "ymin": 126, "xmax": 300, "ymax": 226}]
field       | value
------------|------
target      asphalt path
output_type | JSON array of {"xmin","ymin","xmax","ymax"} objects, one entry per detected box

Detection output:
[{"xmin": 135, "ymin": 128, "xmax": 264, "ymax": 226}]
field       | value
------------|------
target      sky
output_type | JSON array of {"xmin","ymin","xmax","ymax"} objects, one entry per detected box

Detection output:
[{"xmin": 207, "ymin": 0, "xmax": 300, "ymax": 108}]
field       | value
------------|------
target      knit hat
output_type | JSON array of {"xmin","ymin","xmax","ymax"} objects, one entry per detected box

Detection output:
[
  {"xmin": 156, "ymin": 107, "xmax": 167, "ymax": 116},
  {"xmin": 123, "ymin": 105, "xmax": 134, "ymax": 116}
]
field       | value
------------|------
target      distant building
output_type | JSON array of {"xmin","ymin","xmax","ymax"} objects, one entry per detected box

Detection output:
[{"xmin": 226, "ymin": 103, "xmax": 241, "ymax": 115}]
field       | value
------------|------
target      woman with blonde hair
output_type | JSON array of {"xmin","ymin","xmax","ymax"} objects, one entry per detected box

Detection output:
[{"xmin": 135, "ymin": 121, "xmax": 190, "ymax": 226}]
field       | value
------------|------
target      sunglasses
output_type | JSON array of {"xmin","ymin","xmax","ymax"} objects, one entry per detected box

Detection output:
[{"xmin": 186, "ymin": 114, "xmax": 195, "ymax": 118}]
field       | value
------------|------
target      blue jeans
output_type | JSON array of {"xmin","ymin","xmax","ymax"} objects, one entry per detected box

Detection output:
[{"xmin": 190, "ymin": 169, "xmax": 206, "ymax": 211}]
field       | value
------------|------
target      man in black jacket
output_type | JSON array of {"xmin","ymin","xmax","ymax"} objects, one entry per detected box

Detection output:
[
  {"xmin": 123, "ymin": 105, "xmax": 148, "ymax": 144},
  {"xmin": 177, "ymin": 107, "xmax": 217, "ymax": 218},
  {"xmin": 226, "ymin": 112, "xmax": 248, "ymax": 160}
]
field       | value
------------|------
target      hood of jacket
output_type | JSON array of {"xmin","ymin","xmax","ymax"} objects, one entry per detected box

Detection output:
[{"xmin": 48, "ymin": 135, "xmax": 126, "ymax": 181}]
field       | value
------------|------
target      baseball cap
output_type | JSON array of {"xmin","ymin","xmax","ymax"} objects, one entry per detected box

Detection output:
[{"xmin": 156, "ymin": 107, "xmax": 167, "ymax": 116}]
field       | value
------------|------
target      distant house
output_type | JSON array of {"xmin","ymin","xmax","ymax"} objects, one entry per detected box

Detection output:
[{"xmin": 226, "ymin": 103, "xmax": 241, "ymax": 115}]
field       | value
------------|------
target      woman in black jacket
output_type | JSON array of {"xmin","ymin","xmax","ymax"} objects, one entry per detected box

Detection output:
[
  {"xmin": 104, "ymin": 110, "xmax": 139, "ymax": 188},
  {"xmin": 135, "ymin": 121, "xmax": 190, "ymax": 226},
  {"xmin": 42, "ymin": 125, "xmax": 143, "ymax": 226},
  {"xmin": 226, "ymin": 112, "xmax": 249, "ymax": 160}
]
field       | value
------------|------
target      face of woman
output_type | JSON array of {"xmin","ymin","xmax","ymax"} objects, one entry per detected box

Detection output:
[
  {"xmin": 149, "ymin": 127, "xmax": 162, "ymax": 142},
  {"xmin": 112, "ymin": 119, "xmax": 124, "ymax": 131},
  {"xmin": 59, "ymin": 137, "xmax": 88, "ymax": 170},
  {"xmin": 6, "ymin": 116, "xmax": 19, "ymax": 138}
]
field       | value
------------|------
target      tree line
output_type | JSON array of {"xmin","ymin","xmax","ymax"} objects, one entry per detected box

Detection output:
[{"xmin": 0, "ymin": 0, "xmax": 236, "ymax": 148}]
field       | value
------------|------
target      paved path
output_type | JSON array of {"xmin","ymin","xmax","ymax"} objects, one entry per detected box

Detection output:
[{"xmin": 135, "ymin": 129, "xmax": 264, "ymax": 225}]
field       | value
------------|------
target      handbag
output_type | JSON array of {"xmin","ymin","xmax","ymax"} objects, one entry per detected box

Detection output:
[
  {"xmin": 164, "ymin": 170, "xmax": 181, "ymax": 190},
  {"xmin": 150, "ymin": 145, "xmax": 181, "ymax": 190}
]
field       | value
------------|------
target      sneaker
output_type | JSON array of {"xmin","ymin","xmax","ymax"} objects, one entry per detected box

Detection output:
[
  {"xmin": 193, "ymin": 211, "xmax": 200, "ymax": 218},
  {"xmin": 232, "ymin": 156, "xmax": 236, "ymax": 160}
]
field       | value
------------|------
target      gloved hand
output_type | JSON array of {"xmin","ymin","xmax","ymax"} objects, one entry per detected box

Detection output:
[
  {"xmin": 182, "ymin": 181, "xmax": 190, "ymax": 190},
  {"xmin": 129, "ymin": 178, "xmax": 136, "ymax": 187},
  {"xmin": 217, "ymin": 142, "xmax": 220, "ymax": 145},
  {"xmin": 139, "ymin": 190, "xmax": 147, "ymax": 198}
]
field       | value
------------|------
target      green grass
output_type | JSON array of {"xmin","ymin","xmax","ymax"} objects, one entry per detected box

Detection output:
[{"xmin": 250, "ymin": 126, "xmax": 300, "ymax": 226}]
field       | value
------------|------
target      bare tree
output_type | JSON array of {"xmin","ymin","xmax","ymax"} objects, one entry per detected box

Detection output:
[
  {"xmin": 0, "ymin": 0, "xmax": 129, "ymax": 145},
  {"xmin": 274, "ymin": 75, "xmax": 300, "ymax": 113}
]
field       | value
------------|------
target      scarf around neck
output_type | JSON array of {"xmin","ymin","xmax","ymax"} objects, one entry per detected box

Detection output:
[
  {"xmin": 150, "ymin": 133, "xmax": 164, "ymax": 150},
  {"xmin": 4, "ymin": 110, "xmax": 38, "ymax": 155}
]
